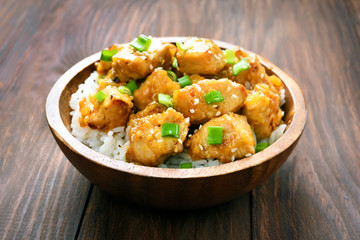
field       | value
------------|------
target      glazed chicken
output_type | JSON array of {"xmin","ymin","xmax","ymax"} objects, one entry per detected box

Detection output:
[
  {"xmin": 185, "ymin": 113, "xmax": 255, "ymax": 163},
  {"xmin": 176, "ymin": 37, "xmax": 226, "ymax": 75},
  {"xmin": 78, "ymin": 85, "xmax": 133, "ymax": 131},
  {"xmin": 96, "ymin": 39, "xmax": 176, "ymax": 83},
  {"xmin": 73, "ymin": 35, "xmax": 287, "ymax": 167},
  {"xmin": 126, "ymin": 108, "xmax": 190, "ymax": 166},
  {"xmin": 133, "ymin": 68, "xmax": 180, "ymax": 110},
  {"xmin": 173, "ymin": 79, "xmax": 247, "ymax": 124},
  {"xmin": 242, "ymin": 84, "xmax": 283, "ymax": 140},
  {"xmin": 216, "ymin": 48, "xmax": 278, "ymax": 91}
]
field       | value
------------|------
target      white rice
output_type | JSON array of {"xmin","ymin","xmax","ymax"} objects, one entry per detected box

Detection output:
[{"xmin": 69, "ymin": 71, "xmax": 287, "ymax": 169}]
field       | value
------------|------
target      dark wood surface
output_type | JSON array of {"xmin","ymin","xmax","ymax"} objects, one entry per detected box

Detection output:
[{"xmin": 0, "ymin": 0, "xmax": 359, "ymax": 239}]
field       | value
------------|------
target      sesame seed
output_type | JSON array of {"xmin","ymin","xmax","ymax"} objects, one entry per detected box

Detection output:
[
  {"xmin": 178, "ymin": 139, "xmax": 183, "ymax": 144},
  {"xmin": 227, "ymin": 86, "xmax": 231, "ymax": 92},
  {"xmin": 231, "ymin": 148, "xmax": 238, "ymax": 153},
  {"xmin": 216, "ymin": 111, "xmax": 221, "ymax": 116},
  {"xmin": 232, "ymin": 94, "xmax": 238, "ymax": 99},
  {"xmin": 188, "ymin": 134, "xmax": 192, "ymax": 137},
  {"xmin": 261, "ymin": 73, "xmax": 264, "ymax": 79},
  {"xmin": 150, "ymin": 129, "xmax": 154, "ymax": 134},
  {"xmin": 194, "ymin": 98, "xmax": 199, "ymax": 105},
  {"xmin": 212, "ymin": 105, "xmax": 218, "ymax": 108},
  {"xmin": 231, "ymin": 156, "xmax": 235, "ymax": 161},
  {"xmin": 199, "ymin": 124, "xmax": 202, "ymax": 129},
  {"xmin": 185, "ymin": 117, "xmax": 190, "ymax": 123},
  {"xmin": 245, "ymin": 153, "xmax": 252, "ymax": 157},
  {"xmin": 189, "ymin": 109, "xmax": 195, "ymax": 113},
  {"xmin": 225, "ymin": 115, "xmax": 231, "ymax": 120},
  {"xmin": 199, "ymin": 145, "xmax": 204, "ymax": 150},
  {"xmin": 150, "ymin": 64, "xmax": 153, "ymax": 70}
]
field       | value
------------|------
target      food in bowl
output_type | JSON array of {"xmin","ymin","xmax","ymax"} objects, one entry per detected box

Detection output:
[{"xmin": 70, "ymin": 35, "xmax": 287, "ymax": 168}]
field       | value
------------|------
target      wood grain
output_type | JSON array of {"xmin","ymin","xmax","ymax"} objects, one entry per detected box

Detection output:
[
  {"xmin": 0, "ymin": 0, "xmax": 93, "ymax": 239},
  {"xmin": 0, "ymin": 0, "xmax": 359, "ymax": 239},
  {"xmin": 77, "ymin": 187, "xmax": 251, "ymax": 240}
]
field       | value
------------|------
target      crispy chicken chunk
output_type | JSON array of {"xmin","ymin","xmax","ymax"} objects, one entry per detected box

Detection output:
[
  {"xmin": 185, "ymin": 113, "xmax": 255, "ymax": 163},
  {"xmin": 133, "ymin": 68, "xmax": 180, "ymax": 110},
  {"xmin": 242, "ymin": 84, "xmax": 283, "ymax": 140},
  {"xmin": 126, "ymin": 108, "xmax": 190, "ymax": 166},
  {"xmin": 176, "ymin": 37, "xmax": 226, "ymax": 75},
  {"xmin": 112, "ymin": 39, "xmax": 176, "ymax": 82},
  {"xmin": 173, "ymin": 79, "xmax": 247, "ymax": 124},
  {"xmin": 95, "ymin": 45, "xmax": 120, "ymax": 76},
  {"xmin": 79, "ymin": 85, "xmax": 133, "ymax": 132},
  {"xmin": 217, "ymin": 48, "xmax": 282, "ymax": 92},
  {"xmin": 128, "ymin": 101, "xmax": 167, "ymax": 125}
]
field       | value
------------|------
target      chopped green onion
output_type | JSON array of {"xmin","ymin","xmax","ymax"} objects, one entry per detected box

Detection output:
[
  {"xmin": 255, "ymin": 142, "xmax": 270, "ymax": 153},
  {"xmin": 177, "ymin": 75, "xmax": 192, "ymax": 88},
  {"xmin": 125, "ymin": 80, "xmax": 138, "ymax": 93},
  {"xmin": 180, "ymin": 162, "xmax": 192, "ymax": 169},
  {"xmin": 130, "ymin": 34, "xmax": 152, "ymax": 52},
  {"xmin": 207, "ymin": 126, "xmax": 223, "ymax": 145},
  {"xmin": 162, "ymin": 123, "xmax": 180, "ymax": 138},
  {"xmin": 118, "ymin": 86, "xmax": 132, "ymax": 96},
  {"xmin": 166, "ymin": 70, "xmax": 177, "ymax": 81},
  {"xmin": 225, "ymin": 49, "xmax": 235, "ymax": 65},
  {"xmin": 94, "ymin": 90, "xmax": 107, "ymax": 102},
  {"xmin": 100, "ymin": 49, "xmax": 118, "ymax": 62},
  {"xmin": 172, "ymin": 57, "xmax": 178, "ymax": 69},
  {"xmin": 204, "ymin": 90, "xmax": 224, "ymax": 104},
  {"xmin": 233, "ymin": 58, "xmax": 250, "ymax": 76},
  {"xmin": 176, "ymin": 42, "xmax": 193, "ymax": 51},
  {"xmin": 158, "ymin": 93, "xmax": 173, "ymax": 108}
]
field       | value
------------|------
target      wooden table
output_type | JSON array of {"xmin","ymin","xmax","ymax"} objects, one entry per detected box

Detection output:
[{"xmin": 1, "ymin": 0, "xmax": 359, "ymax": 239}]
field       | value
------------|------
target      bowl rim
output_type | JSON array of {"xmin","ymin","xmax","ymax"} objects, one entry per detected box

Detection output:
[{"xmin": 46, "ymin": 37, "xmax": 307, "ymax": 179}]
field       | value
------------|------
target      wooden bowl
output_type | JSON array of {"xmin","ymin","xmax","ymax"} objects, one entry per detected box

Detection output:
[{"xmin": 46, "ymin": 37, "xmax": 306, "ymax": 210}]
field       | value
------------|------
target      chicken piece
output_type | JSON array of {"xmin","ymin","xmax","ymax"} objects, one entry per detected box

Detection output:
[
  {"xmin": 217, "ymin": 48, "xmax": 281, "ymax": 93},
  {"xmin": 173, "ymin": 79, "xmax": 247, "ymax": 124},
  {"xmin": 185, "ymin": 113, "xmax": 255, "ymax": 163},
  {"xmin": 112, "ymin": 39, "xmax": 176, "ymax": 82},
  {"xmin": 128, "ymin": 101, "xmax": 167, "ymax": 125},
  {"xmin": 189, "ymin": 74, "xmax": 206, "ymax": 84},
  {"xmin": 97, "ymin": 68, "xmax": 123, "ymax": 90},
  {"xmin": 176, "ymin": 37, "xmax": 226, "ymax": 75},
  {"xmin": 133, "ymin": 68, "xmax": 180, "ymax": 110},
  {"xmin": 79, "ymin": 85, "xmax": 133, "ymax": 132},
  {"xmin": 126, "ymin": 108, "xmax": 190, "ymax": 166},
  {"xmin": 95, "ymin": 45, "xmax": 120, "ymax": 75},
  {"xmin": 242, "ymin": 84, "xmax": 283, "ymax": 140}
]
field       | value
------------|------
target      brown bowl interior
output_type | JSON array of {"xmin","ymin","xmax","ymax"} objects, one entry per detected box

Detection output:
[{"xmin": 46, "ymin": 37, "xmax": 306, "ymax": 209}]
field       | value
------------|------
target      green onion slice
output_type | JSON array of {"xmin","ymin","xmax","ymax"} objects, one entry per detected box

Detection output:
[
  {"xmin": 118, "ymin": 86, "xmax": 132, "ymax": 96},
  {"xmin": 158, "ymin": 93, "xmax": 173, "ymax": 108},
  {"xmin": 177, "ymin": 75, "xmax": 192, "ymax": 88},
  {"xmin": 125, "ymin": 80, "xmax": 138, "ymax": 93},
  {"xmin": 94, "ymin": 90, "xmax": 107, "ymax": 102},
  {"xmin": 180, "ymin": 162, "xmax": 192, "ymax": 169},
  {"xmin": 204, "ymin": 90, "xmax": 224, "ymax": 104},
  {"xmin": 176, "ymin": 42, "xmax": 193, "ymax": 51},
  {"xmin": 233, "ymin": 58, "xmax": 250, "ymax": 76},
  {"xmin": 207, "ymin": 126, "xmax": 223, "ymax": 145},
  {"xmin": 162, "ymin": 123, "xmax": 180, "ymax": 138},
  {"xmin": 172, "ymin": 57, "xmax": 178, "ymax": 69},
  {"xmin": 225, "ymin": 49, "xmax": 235, "ymax": 65},
  {"xmin": 130, "ymin": 34, "xmax": 152, "ymax": 52},
  {"xmin": 166, "ymin": 70, "xmax": 177, "ymax": 81},
  {"xmin": 100, "ymin": 49, "xmax": 118, "ymax": 62},
  {"xmin": 255, "ymin": 142, "xmax": 270, "ymax": 153}
]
